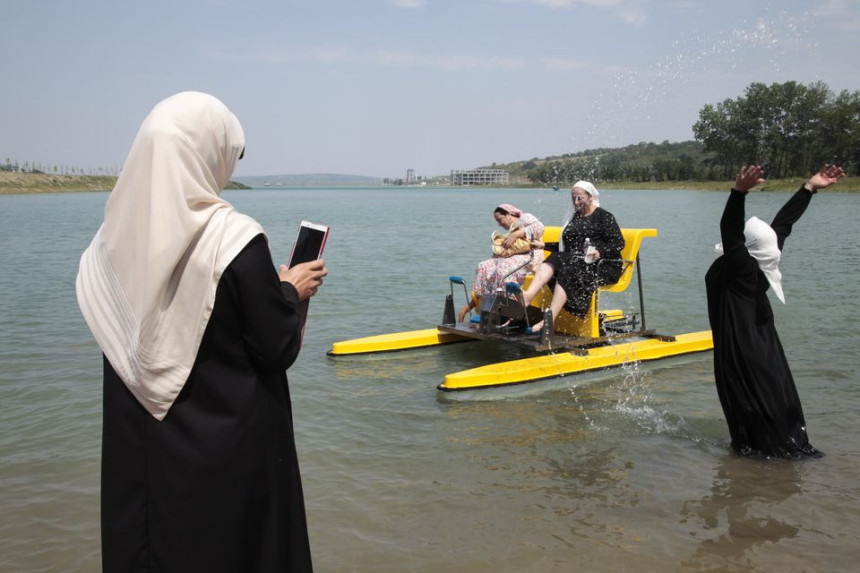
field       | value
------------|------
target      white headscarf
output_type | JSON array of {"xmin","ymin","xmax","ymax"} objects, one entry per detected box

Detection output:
[
  {"xmin": 76, "ymin": 92, "xmax": 264, "ymax": 420},
  {"xmin": 743, "ymin": 216, "xmax": 785, "ymax": 303},
  {"xmin": 573, "ymin": 180, "xmax": 600, "ymax": 207},
  {"xmin": 714, "ymin": 216, "xmax": 785, "ymax": 304},
  {"xmin": 560, "ymin": 180, "xmax": 601, "ymax": 252}
]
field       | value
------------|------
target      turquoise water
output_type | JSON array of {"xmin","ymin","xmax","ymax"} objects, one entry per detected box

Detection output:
[{"xmin": 2, "ymin": 187, "xmax": 859, "ymax": 572}]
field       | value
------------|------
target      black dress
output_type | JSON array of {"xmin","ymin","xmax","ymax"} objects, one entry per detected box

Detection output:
[
  {"xmin": 101, "ymin": 234, "xmax": 314, "ymax": 572},
  {"xmin": 705, "ymin": 187, "xmax": 821, "ymax": 458},
  {"xmin": 544, "ymin": 207, "xmax": 625, "ymax": 317}
]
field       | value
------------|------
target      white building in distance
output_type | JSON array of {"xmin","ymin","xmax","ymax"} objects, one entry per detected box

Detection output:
[{"xmin": 449, "ymin": 169, "xmax": 509, "ymax": 186}]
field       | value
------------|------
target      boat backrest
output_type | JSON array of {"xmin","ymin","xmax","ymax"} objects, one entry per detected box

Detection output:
[
  {"xmin": 605, "ymin": 228, "xmax": 658, "ymax": 292},
  {"xmin": 539, "ymin": 227, "xmax": 657, "ymax": 293}
]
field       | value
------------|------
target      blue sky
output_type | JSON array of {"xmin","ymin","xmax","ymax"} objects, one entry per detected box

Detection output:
[{"xmin": 3, "ymin": 0, "xmax": 858, "ymax": 179}]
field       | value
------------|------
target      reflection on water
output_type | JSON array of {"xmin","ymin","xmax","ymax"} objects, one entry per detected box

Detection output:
[
  {"xmin": 680, "ymin": 456, "xmax": 802, "ymax": 571},
  {"xmin": 329, "ymin": 349, "xmax": 448, "ymax": 381}
]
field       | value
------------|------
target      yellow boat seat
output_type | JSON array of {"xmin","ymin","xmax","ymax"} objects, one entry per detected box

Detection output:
[{"xmin": 523, "ymin": 227, "xmax": 658, "ymax": 338}]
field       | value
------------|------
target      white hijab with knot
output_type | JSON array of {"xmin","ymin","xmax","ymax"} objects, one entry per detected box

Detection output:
[
  {"xmin": 76, "ymin": 92, "xmax": 264, "ymax": 420},
  {"xmin": 560, "ymin": 180, "xmax": 601, "ymax": 252},
  {"xmin": 743, "ymin": 216, "xmax": 785, "ymax": 303},
  {"xmin": 715, "ymin": 216, "xmax": 785, "ymax": 303},
  {"xmin": 573, "ymin": 180, "xmax": 599, "ymax": 207}
]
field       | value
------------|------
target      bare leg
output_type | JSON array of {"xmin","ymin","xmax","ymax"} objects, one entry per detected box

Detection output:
[
  {"xmin": 523, "ymin": 262, "xmax": 556, "ymax": 306},
  {"xmin": 458, "ymin": 300, "xmax": 474, "ymax": 322},
  {"xmin": 458, "ymin": 293, "xmax": 480, "ymax": 322},
  {"xmin": 530, "ymin": 283, "xmax": 568, "ymax": 333}
]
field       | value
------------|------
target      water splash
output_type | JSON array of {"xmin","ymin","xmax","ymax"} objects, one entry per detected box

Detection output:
[{"xmin": 579, "ymin": 9, "xmax": 819, "ymax": 149}]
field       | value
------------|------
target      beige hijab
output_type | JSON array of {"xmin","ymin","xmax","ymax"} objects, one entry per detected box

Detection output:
[{"xmin": 76, "ymin": 92, "xmax": 264, "ymax": 420}]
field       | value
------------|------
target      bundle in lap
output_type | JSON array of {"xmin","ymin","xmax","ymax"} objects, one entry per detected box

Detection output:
[{"xmin": 492, "ymin": 223, "xmax": 531, "ymax": 257}]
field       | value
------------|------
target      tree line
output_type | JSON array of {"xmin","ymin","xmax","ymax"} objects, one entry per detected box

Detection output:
[
  {"xmin": 502, "ymin": 81, "xmax": 858, "ymax": 185},
  {"xmin": 1, "ymin": 159, "xmax": 120, "ymax": 176},
  {"xmin": 692, "ymin": 81, "xmax": 859, "ymax": 179},
  {"xmin": 519, "ymin": 140, "xmax": 719, "ymax": 185}
]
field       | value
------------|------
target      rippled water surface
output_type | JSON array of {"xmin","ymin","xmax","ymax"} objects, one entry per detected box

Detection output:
[{"xmin": 2, "ymin": 187, "xmax": 859, "ymax": 572}]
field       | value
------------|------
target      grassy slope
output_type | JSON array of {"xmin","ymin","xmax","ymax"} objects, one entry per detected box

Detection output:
[
  {"xmin": 0, "ymin": 172, "xmax": 249, "ymax": 194},
  {"xmin": 0, "ymin": 172, "xmax": 117, "ymax": 194}
]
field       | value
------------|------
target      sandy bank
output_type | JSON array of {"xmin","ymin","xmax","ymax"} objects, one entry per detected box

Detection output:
[
  {"xmin": 0, "ymin": 172, "xmax": 116, "ymax": 194},
  {"xmin": 0, "ymin": 172, "xmax": 251, "ymax": 194}
]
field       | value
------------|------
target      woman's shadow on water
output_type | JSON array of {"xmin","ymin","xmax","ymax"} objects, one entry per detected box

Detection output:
[{"xmin": 679, "ymin": 454, "xmax": 803, "ymax": 570}]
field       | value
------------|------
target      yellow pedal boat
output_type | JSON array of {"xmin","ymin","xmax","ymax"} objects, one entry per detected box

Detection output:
[{"xmin": 328, "ymin": 227, "xmax": 713, "ymax": 392}]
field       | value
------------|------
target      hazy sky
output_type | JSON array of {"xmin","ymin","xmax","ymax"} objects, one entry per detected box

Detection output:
[{"xmin": 3, "ymin": 0, "xmax": 858, "ymax": 179}]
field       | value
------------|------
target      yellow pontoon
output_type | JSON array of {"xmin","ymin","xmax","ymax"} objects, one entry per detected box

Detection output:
[{"xmin": 328, "ymin": 227, "xmax": 713, "ymax": 392}]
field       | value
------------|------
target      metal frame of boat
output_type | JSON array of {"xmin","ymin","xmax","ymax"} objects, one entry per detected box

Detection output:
[{"xmin": 328, "ymin": 227, "xmax": 713, "ymax": 392}]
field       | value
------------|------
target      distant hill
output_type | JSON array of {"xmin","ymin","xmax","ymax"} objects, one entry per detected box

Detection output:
[
  {"xmin": 479, "ymin": 140, "xmax": 719, "ymax": 185},
  {"xmin": 235, "ymin": 173, "xmax": 384, "ymax": 187}
]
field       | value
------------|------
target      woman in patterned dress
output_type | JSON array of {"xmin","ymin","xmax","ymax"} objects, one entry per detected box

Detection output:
[{"xmin": 458, "ymin": 203, "xmax": 544, "ymax": 322}]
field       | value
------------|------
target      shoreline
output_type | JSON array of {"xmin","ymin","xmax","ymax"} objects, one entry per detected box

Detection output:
[
  {"xmin": 0, "ymin": 172, "xmax": 117, "ymax": 194},
  {"xmin": 0, "ymin": 172, "xmax": 251, "ymax": 194},
  {"xmin": 2, "ymin": 172, "xmax": 857, "ymax": 194}
]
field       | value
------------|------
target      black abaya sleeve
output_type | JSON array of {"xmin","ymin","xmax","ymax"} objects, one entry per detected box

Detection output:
[
  {"xmin": 593, "ymin": 209, "xmax": 625, "ymax": 259},
  {"xmin": 592, "ymin": 209, "xmax": 625, "ymax": 285},
  {"xmin": 224, "ymin": 234, "xmax": 305, "ymax": 373},
  {"xmin": 719, "ymin": 189, "xmax": 761, "ymax": 288},
  {"xmin": 770, "ymin": 185, "xmax": 814, "ymax": 251},
  {"xmin": 719, "ymin": 189, "xmax": 747, "ymax": 255}
]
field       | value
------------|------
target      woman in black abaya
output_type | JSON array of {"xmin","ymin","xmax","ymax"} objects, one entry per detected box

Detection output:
[
  {"xmin": 77, "ymin": 92, "xmax": 326, "ymax": 571},
  {"xmin": 705, "ymin": 164, "xmax": 844, "ymax": 458},
  {"xmin": 523, "ymin": 181, "xmax": 625, "ymax": 333}
]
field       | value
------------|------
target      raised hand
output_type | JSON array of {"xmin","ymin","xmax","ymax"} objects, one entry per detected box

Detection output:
[
  {"xmin": 806, "ymin": 164, "xmax": 846, "ymax": 191},
  {"xmin": 733, "ymin": 165, "xmax": 766, "ymax": 192}
]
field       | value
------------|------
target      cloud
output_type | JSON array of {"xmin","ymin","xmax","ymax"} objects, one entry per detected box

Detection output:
[
  {"xmin": 209, "ymin": 47, "xmax": 575, "ymax": 72},
  {"xmin": 813, "ymin": 0, "xmax": 860, "ymax": 31},
  {"xmin": 208, "ymin": 46, "xmax": 356, "ymax": 65},
  {"xmin": 365, "ymin": 50, "xmax": 529, "ymax": 71},
  {"xmin": 389, "ymin": 0, "xmax": 427, "ymax": 8},
  {"xmin": 501, "ymin": 0, "xmax": 647, "ymax": 26},
  {"xmin": 434, "ymin": 54, "xmax": 527, "ymax": 70},
  {"xmin": 372, "ymin": 50, "xmax": 421, "ymax": 66},
  {"xmin": 540, "ymin": 57, "xmax": 587, "ymax": 71}
]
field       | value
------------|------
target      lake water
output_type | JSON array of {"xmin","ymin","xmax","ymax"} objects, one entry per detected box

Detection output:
[{"xmin": 2, "ymin": 187, "xmax": 859, "ymax": 572}]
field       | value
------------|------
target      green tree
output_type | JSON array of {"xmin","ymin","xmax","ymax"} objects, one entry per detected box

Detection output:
[
  {"xmin": 817, "ymin": 89, "xmax": 860, "ymax": 173},
  {"xmin": 694, "ymin": 81, "xmax": 856, "ymax": 178}
]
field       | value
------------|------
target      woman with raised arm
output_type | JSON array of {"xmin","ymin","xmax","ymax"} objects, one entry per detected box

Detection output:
[{"xmin": 706, "ymin": 163, "xmax": 845, "ymax": 458}]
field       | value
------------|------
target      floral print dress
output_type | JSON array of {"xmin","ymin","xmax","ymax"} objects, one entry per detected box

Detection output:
[{"xmin": 472, "ymin": 212, "xmax": 544, "ymax": 297}]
